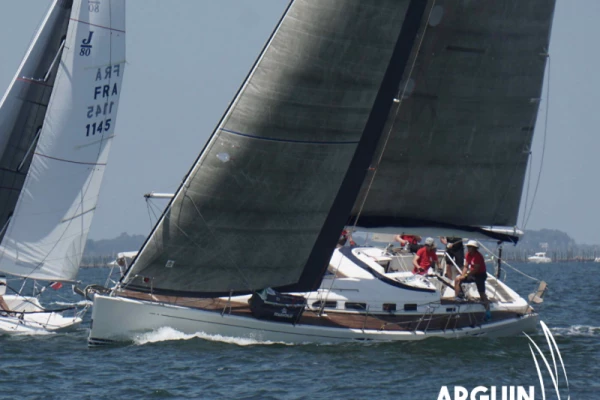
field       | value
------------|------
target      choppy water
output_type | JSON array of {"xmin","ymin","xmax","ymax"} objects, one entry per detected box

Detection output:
[{"xmin": 0, "ymin": 262, "xmax": 596, "ymax": 399}]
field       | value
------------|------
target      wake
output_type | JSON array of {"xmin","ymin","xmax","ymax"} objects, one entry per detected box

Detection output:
[{"xmin": 133, "ymin": 326, "xmax": 293, "ymax": 346}]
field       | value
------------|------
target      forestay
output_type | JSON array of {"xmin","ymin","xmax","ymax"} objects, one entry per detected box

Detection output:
[
  {"xmin": 124, "ymin": 0, "xmax": 427, "ymax": 296},
  {"xmin": 0, "ymin": 0, "xmax": 126, "ymax": 282},
  {"xmin": 350, "ymin": 1, "xmax": 556, "ymax": 233}
]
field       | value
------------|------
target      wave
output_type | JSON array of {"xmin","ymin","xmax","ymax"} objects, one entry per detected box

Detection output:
[
  {"xmin": 133, "ymin": 326, "xmax": 293, "ymax": 346},
  {"xmin": 551, "ymin": 325, "xmax": 600, "ymax": 337},
  {"xmin": 14, "ymin": 329, "xmax": 55, "ymax": 337}
]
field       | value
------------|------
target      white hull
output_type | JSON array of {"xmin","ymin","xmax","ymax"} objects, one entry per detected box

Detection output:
[
  {"xmin": 527, "ymin": 258, "xmax": 551, "ymax": 264},
  {"xmin": 89, "ymin": 247, "xmax": 539, "ymax": 345},
  {"xmin": 89, "ymin": 294, "xmax": 538, "ymax": 345},
  {"xmin": 0, "ymin": 295, "xmax": 82, "ymax": 334}
]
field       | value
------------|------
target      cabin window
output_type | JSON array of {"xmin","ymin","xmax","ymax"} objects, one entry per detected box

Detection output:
[
  {"xmin": 383, "ymin": 303, "xmax": 396, "ymax": 312},
  {"xmin": 311, "ymin": 301, "xmax": 336, "ymax": 309},
  {"xmin": 446, "ymin": 307, "xmax": 456, "ymax": 312},
  {"xmin": 345, "ymin": 302, "xmax": 367, "ymax": 311},
  {"xmin": 404, "ymin": 304, "xmax": 417, "ymax": 311}
]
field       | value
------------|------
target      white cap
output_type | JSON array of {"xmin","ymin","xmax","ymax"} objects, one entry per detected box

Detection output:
[
  {"xmin": 466, "ymin": 240, "xmax": 479, "ymax": 248},
  {"xmin": 425, "ymin": 237, "xmax": 435, "ymax": 246}
]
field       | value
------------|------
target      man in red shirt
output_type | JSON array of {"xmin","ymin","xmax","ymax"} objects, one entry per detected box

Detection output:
[
  {"xmin": 337, "ymin": 229, "xmax": 356, "ymax": 248},
  {"xmin": 412, "ymin": 237, "xmax": 440, "ymax": 275},
  {"xmin": 454, "ymin": 240, "xmax": 491, "ymax": 319},
  {"xmin": 394, "ymin": 234, "xmax": 422, "ymax": 253}
]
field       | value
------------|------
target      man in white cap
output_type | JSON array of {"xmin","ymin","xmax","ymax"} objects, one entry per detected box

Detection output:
[
  {"xmin": 454, "ymin": 240, "xmax": 491, "ymax": 320},
  {"xmin": 412, "ymin": 237, "xmax": 440, "ymax": 275}
]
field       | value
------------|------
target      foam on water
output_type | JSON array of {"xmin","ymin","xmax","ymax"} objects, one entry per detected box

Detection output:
[
  {"xmin": 133, "ymin": 326, "xmax": 293, "ymax": 346},
  {"xmin": 551, "ymin": 325, "xmax": 600, "ymax": 337},
  {"xmin": 14, "ymin": 329, "xmax": 55, "ymax": 337}
]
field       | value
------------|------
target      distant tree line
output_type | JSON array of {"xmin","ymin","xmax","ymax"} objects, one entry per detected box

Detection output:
[
  {"xmin": 495, "ymin": 229, "xmax": 598, "ymax": 262},
  {"xmin": 81, "ymin": 229, "xmax": 599, "ymax": 267},
  {"xmin": 81, "ymin": 232, "xmax": 145, "ymax": 267}
]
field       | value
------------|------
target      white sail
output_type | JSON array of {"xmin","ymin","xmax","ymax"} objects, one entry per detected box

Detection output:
[{"xmin": 0, "ymin": 0, "xmax": 126, "ymax": 282}]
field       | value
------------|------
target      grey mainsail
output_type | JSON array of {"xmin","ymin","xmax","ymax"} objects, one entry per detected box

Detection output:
[
  {"xmin": 123, "ymin": 0, "xmax": 427, "ymax": 295},
  {"xmin": 123, "ymin": 0, "xmax": 555, "ymax": 296},
  {"xmin": 0, "ymin": 0, "xmax": 73, "ymax": 240},
  {"xmin": 350, "ymin": 1, "xmax": 556, "ymax": 237}
]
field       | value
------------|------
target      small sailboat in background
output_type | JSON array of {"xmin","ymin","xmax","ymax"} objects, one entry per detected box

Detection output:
[
  {"xmin": 88, "ymin": 0, "xmax": 555, "ymax": 345},
  {"xmin": 0, "ymin": 0, "xmax": 125, "ymax": 333}
]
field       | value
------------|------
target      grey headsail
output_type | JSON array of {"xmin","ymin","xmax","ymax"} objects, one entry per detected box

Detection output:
[
  {"xmin": 123, "ymin": 0, "xmax": 428, "ymax": 296},
  {"xmin": 349, "ymin": 1, "xmax": 556, "ymax": 238},
  {"xmin": 0, "ymin": 0, "xmax": 73, "ymax": 241}
]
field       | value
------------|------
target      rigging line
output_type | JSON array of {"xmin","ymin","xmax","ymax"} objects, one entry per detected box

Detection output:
[
  {"xmin": 0, "ymin": 32, "xmax": 72, "ymax": 277},
  {"xmin": 522, "ymin": 152, "xmax": 533, "ymax": 228},
  {"xmin": 16, "ymin": 77, "xmax": 53, "ymax": 88},
  {"xmin": 488, "ymin": 89, "xmax": 543, "ymax": 228},
  {"xmin": 22, "ymin": 71, "xmax": 112, "ymax": 282},
  {"xmin": 155, "ymin": 197, "xmax": 246, "ymax": 291},
  {"xmin": 120, "ymin": 1, "xmax": 294, "ymax": 286},
  {"xmin": 319, "ymin": 248, "xmax": 345, "ymax": 316},
  {"xmin": 477, "ymin": 241, "xmax": 539, "ymax": 282},
  {"xmin": 34, "ymin": 153, "xmax": 107, "ymax": 166},
  {"xmin": 69, "ymin": 18, "xmax": 126, "ymax": 33},
  {"xmin": 185, "ymin": 194, "xmax": 254, "ymax": 291},
  {"xmin": 145, "ymin": 198, "xmax": 163, "ymax": 229},
  {"xmin": 524, "ymin": 56, "xmax": 551, "ymax": 229},
  {"xmin": 17, "ymin": 71, "xmax": 108, "ymax": 283},
  {"xmin": 351, "ymin": 0, "xmax": 436, "ymax": 231},
  {"xmin": 26, "ymin": 172, "xmax": 100, "ymax": 273}
]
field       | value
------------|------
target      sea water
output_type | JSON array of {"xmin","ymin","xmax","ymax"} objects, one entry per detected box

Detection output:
[{"xmin": 0, "ymin": 263, "xmax": 596, "ymax": 399}]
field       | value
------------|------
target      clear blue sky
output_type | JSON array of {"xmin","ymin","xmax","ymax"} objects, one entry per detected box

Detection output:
[{"xmin": 0, "ymin": 1, "xmax": 598, "ymax": 244}]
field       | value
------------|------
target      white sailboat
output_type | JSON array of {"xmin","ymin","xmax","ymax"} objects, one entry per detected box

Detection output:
[
  {"xmin": 0, "ymin": 0, "xmax": 126, "ymax": 333},
  {"xmin": 527, "ymin": 252, "xmax": 552, "ymax": 263},
  {"xmin": 89, "ymin": 0, "xmax": 555, "ymax": 345}
]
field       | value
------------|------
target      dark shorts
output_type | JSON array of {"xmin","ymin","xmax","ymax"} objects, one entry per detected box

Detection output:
[
  {"xmin": 409, "ymin": 244, "xmax": 423, "ymax": 253},
  {"xmin": 463, "ymin": 274, "xmax": 487, "ymax": 293},
  {"xmin": 445, "ymin": 248, "xmax": 464, "ymax": 266}
]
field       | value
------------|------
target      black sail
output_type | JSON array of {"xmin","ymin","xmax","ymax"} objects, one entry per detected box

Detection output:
[
  {"xmin": 350, "ymin": 1, "xmax": 556, "ymax": 234},
  {"xmin": 0, "ymin": 1, "xmax": 72, "ymax": 240},
  {"xmin": 124, "ymin": 0, "xmax": 427, "ymax": 296}
]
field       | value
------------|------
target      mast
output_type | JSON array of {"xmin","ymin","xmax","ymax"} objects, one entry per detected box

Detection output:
[{"xmin": 280, "ymin": 0, "xmax": 430, "ymax": 292}]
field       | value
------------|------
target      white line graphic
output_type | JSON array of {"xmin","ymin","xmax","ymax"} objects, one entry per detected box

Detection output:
[{"xmin": 524, "ymin": 321, "xmax": 570, "ymax": 400}]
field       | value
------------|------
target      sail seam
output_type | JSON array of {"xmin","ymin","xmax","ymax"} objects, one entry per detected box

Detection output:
[
  {"xmin": 220, "ymin": 128, "xmax": 360, "ymax": 145},
  {"xmin": 33, "ymin": 153, "xmax": 107, "ymax": 166},
  {"xmin": 69, "ymin": 18, "xmax": 125, "ymax": 33},
  {"xmin": 61, "ymin": 207, "xmax": 96, "ymax": 223},
  {"xmin": 17, "ymin": 77, "xmax": 53, "ymax": 88}
]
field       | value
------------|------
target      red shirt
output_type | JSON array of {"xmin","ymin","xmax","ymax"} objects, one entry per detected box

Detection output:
[
  {"xmin": 401, "ymin": 235, "xmax": 419, "ymax": 245},
  {"xmin": 465, "ymin": 251, "xmax": 486, "ymax": 275},
  {"xmin": 413, "ymin": 247, "xmax": 438, "ymax": 275}
]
